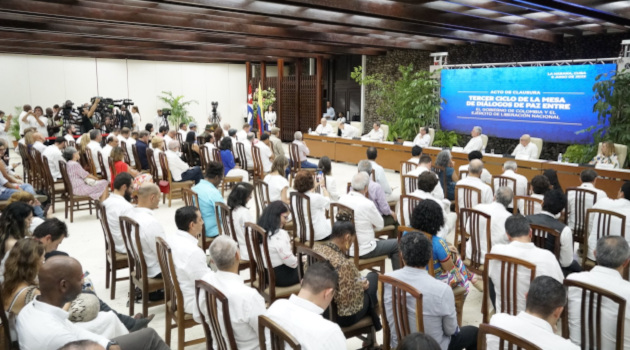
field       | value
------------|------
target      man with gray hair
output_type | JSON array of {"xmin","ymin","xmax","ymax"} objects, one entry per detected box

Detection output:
[
  {"xmin": 496, "ymin": 160, "xmax": 528, "ymax": 197},
  {"xmin": 567, "ymin": 169, "xmax": 607, "ymax": 233},
  {"xmin": 87, "ymin": 129, "xmax": 103, "ymax": 173},
  {"xmin": 269, "ymin": 127, "xmax": 285, "ymax": 158},
  {"xmin": 362, "ymin": 121, "xmax": 384, "ymax": 141},
  {"xmin": 339, "ymin": 172, "xmax": 401, "ymax": 270},
  {"xmin": 463, "ymin": 126, "xmax": 483, "ymax": 153},
  {"xmin": 236, "ymin": 132, "xmax": 255, "ymax": 170},
  {"xmin": 455, "ymin": 159, "xmax": 493, "ymax": 210},
  {"xmin": 467, "ymin": 187, "xmax": 514, "ymax": 262},
  {"xmin": 165, "ymin": 140, "xmax": 203, "ymax": 184},
  {"xmin": 567, "ymin": 236, "xmax": 630, "ymax": 348},
  {"xmin": 292, "ymin": 131, "xmax": 317, "ymax": 169},
  {"xmin": 512, "ymin": 134, "xmax": 539, "ymax": 159},
  {"xmin": 194, "ymin": 235, "xmax": 266, "ymax": 349},
  {"xmin": 358, "ymin": 160, "xmax": 398, "ymax": 230}
]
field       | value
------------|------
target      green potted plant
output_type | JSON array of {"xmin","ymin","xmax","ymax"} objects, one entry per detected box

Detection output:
[
  {"xmin": 352, "ymin": 64, "xmax": 444, "ymax": 141},
  {"xmin": 10, "ymin": 106, "xmax": 21, "ymax": 147},
  {"xmin": 562, "ymin": 144, "xmax": 597, "ymax": 164},
  {"xmin": 431, "ymin": 129, "xmax": 460, "ymax": 148},
  {"xmin": 158, "ymin": 91, "xmax": 197, "ymax": 128}
]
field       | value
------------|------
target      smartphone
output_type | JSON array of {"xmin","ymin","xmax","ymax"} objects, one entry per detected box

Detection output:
[{"xmin": 316, "ymin": 170, "xmax": 323, "ymax": 183}]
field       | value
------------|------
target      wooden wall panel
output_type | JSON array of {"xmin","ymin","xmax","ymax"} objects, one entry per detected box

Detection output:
[
  {"xmin": 299, "ymin": 75, "xmax": 317, "ymax": 132},
  {"xmin": 279, "ymin": 75, "xmax": 297, "ymax": 141}
]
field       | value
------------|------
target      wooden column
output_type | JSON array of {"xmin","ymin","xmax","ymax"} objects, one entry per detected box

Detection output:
[
  {"xmin": 260, "ymin": 61, "xmax": 266, "ymax": 90},
  {"xmin": 296, "ymin": 59, "xmax": 302, "ymax": 132},
  {"xmin": 277, "ymin": 59, "xmax": 284, "ymax": 138},
  {"xmin": 245, "ymin": 61, "xmax": 251, "ymax": 89},
  {"xmin": 315, "ymin": 56, "xmax": 323, "ymax": 122}
]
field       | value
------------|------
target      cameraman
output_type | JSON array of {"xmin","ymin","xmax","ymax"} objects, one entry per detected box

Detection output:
[
  {"xmin": 155, "ymin": 109, "xmax": 169, "ymax": 130},
  {"xmin": 208, "ymin": 102, "xmax": 221, "ymax": 124},
  {"xmin": 117, "ymin": 105, "xmax": 134, "ymax": 130},
  {"xmin": 79, "ymin": 98, "xmax": 100, "ymax": 133}
]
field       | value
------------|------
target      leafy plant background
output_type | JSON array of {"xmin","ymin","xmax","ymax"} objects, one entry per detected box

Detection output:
[
  {"xmin": 252, "ymin": 87, "xmax": 276, "ymax": 120},
  {"xmin": 158, "ymin": 91, "xmax": 197, "ymax": 127},
  {"xmin": 432, "ymin": 130, "xmax": 460, "ymax": 148}
]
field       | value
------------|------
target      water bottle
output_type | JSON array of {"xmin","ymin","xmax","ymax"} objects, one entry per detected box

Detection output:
[
  {"xmin": 308, "ymin": 127, "xmax": 312, "ymax": 134},
  {"xmin": 558, "ymin": 153, "xmax": 563, "ymax": 162}
]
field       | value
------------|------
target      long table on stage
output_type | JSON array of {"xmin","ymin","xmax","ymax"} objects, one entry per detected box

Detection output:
[{"xmin": 303, "ymin": 134, "xmax": 630, "ymax": 198}]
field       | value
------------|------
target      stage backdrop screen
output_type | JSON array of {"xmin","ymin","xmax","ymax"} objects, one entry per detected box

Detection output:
[{"xmin": 439, "ymin": 63, "xmax": 616, "ymax": 144}]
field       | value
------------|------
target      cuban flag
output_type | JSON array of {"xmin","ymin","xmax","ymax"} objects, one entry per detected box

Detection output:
[
  {"xmin": 247, "ymin": 84, "xmax": 254, "ymax": 126},
  {"xmin": 256, "ymin": 82, "xmax": 266, "ymax": 132}
]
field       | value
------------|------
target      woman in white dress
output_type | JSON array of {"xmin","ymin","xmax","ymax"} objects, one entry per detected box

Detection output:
[
  {"xmin": 317, "ymin": 156, "xmax": 339, "ymax": 201},
  {"xmin": 263, "ymin": 155, "xmax": 290, "ymax": 204},
  {"xmin": 265, "ymin": 105, "xmax": 277, "ymax": 130},
  {"xmin": 293, "ymin": 170, "xmax": 331, "ymax": 241},
  {"xmin": 227, "ymin": 182, "xmax": 255, "ymax": 260},
  {"xmin": 131, "ymin": 106, "xmax": 141, "ymax": 132}
]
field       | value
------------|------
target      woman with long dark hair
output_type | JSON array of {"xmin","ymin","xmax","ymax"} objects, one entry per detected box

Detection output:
[
  {"xmin": 543, "ymin": 169, "xmax": 563, "ymax": 193},
  {"xmin": 257, "ymin": 201, "xmax": 298, "ymax": 286},
  {"xmin": 0, "ymin": 202, "xmax": 33, "ymax": 263},
  {"xmin": 227, "ymin": 182, "xmax": 255, "ymax": 260}
]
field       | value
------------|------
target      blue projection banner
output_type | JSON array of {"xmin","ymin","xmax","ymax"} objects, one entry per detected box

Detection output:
[{"xmin": 439, "ymin": 64, "xmax": 616, "ymax": 144}]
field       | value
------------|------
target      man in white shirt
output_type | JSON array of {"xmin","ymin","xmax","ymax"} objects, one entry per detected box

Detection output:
[
  {"xmin": 222, "ymin": 123, "xmax": 230, "ymax": 138},
  {"xmin": 487, "ymin": 276, "xmax": 578, "ymax": 350},
  {"xmin": 463, "ymin": 126, "xmax": 483, "ymax": 153},
  {"xmin": 457, "ymin": 151, "xmax": 492, "ymax": 184},
  {"xmin": 407, "ymin": 146, "xmax": 422, "ymax": 164},
  {"xmin": 238, "ymin": 133, "xmax": 255, "ymax": 170},
  {"xmin": 466, "ymin": 187, "xmax": 513, "ymax": 262},
  {"xmin": 366, "ymin": 146, "xmax": 396, "ymax": 202},
  {"xmin": 567, "ymin": 236, "xmax": 630, "ymax": 349},
  {"xmin": 265, "ymin": 262, "xmax": 346, "ymax": 350},
  {"xmin": 18, "ymin": 104, "xmax": 32, "ymax": 137},
  {"xmin": 177, "ymin": 122, "xmax": 188, "ymax": 141},
  {"xmin": 362, "ymin": 121, "xmax": 384, "ymax": 141},
  {"xmin": 236, "ymin": 123, "xmax": 250, "ymax": 142},
  {"xmin": 496, "ymin": 161, "xmax": 528, "ymax": 197},
  {"xmin": 101, "ymin": 134, "xmax": 118, "ymax": 180},
  {"xmin": 87, "ymin": 129, "xmax": 103, "ymax": 174},
  {"xmin": 154, "ymin": 109, "xmax": 168, "ymax": 130},
  {"xmin": 43, "ymin": 137, "xmax": 66, "ymax": 180},
  {"xmin": 338, "ymin": 122, "xmax": 359, "ymax": 138},
  {"xmin": 163, "ymin": 129, "xmax": 176, "ymax": 147},
  {"xmin": 567, "ymin": 169, "xmax": 608, "ymax": 231},
  {"xmin": 292, "ymin": 131, "xmax": 318, "ymax": 169},
  {"xmin": 339, "ymin": 172, "xmax": 401, "ymax": 269},
  {"xmin": 455, "ymin": 159, "xmax": 493, "ymax": 210},
  {"xmin": 385, "ymin": 233, "xmax": 478, "ymax": 349},
  {"xmin": 407, "ymin": 155, "xmax": 444, "ymax": 199},
  {"xmin": 518, "ymin": 174, "xmax": 549, "ymax": 214},
  {"xmin": 256, "ymin": 133, "xmax": 274, "ymax": 173},
  {"xmin": 269, "ymin": 127, "xmax": 285, "ymax": 158},
  {"xmin": 586, "ymin": 182, "xmax": 630, "ymax": 261},
  {"xmin": 166, "ymin": 206, "xmax": 211, "ymax": 315},
  {"xmin": 527, "ymin": 189, "xmax": 581, "ymax": 276},
  {"xmin": 511, "ymin": 134, "xmax": 539, "ymax": 159},
  {"xmin": 412, "ymin": 126, "xmax": 431, "ymax": 148},
  {"xmin": 165, "ymin": 140, "xmax": 203, "ymax": 184},
  {"xmin": 118, "ymin": 128, "xmax": 136, "ymax": 167},
  {"xmin": 488, "ymin": 214, "xmax": 563, "ymax": 314},
  {"xmin": 32, "ymin": 132, "xmax": 47, "ymax": 154},
  {"xmin": 314, "ymin": 118, "xmax": 333, "ymax": 135},
  {"xmin": 195, "ymin": 236, "xmax": 266, "ymax": 349},
  {"xmin": 103, "ymin": 173, "xmax": 134, "ymax": 254},
  {"xmin": 132, "ymin": 184, "xmax": 166, "ymax": 280},
  {"xmin": 404, "ymin": 172, "xmax": 454, "ymax": 238},
  {"xmin": 17, "ymin": 256, "xmax": 169, "ymax": 350}
]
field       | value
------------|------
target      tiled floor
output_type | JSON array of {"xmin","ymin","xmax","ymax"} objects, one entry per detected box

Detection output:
[{"xmin": 42, "ymin": 150, "xmax": 484, "ymax": 349}]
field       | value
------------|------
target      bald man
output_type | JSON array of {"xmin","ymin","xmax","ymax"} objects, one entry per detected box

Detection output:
[
  {"xmin": 132, "ymin": 184, "xmax": 166, "ymax": 282},
  {"xmin": 16, "ymin": 256, "xmax": 169, "ymax": 350},
  {"xmin": 512, "ymin": 134, "xmax": 539, "ymax": 160}
]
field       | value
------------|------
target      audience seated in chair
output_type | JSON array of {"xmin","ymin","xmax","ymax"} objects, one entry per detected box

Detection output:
[
  {"xmin": 292, "ymin": 131, "xmax": 318, "ymax": 169},
  {"xmin": 567, "ymin": 169, "xmax": 608, "ymax": 230},
  {"xmin": 407, "ymin": 155, "xmax": 444, "ymax": 200},
  {"xmin": 497, "ymin": 161, "xmax": 528, "ymax": 197},
  {"xmin": 338, "ymin": 172, "xmax": 401, "ymax": 270},
  {"xmin": 398, "ymin": 332, "xmax": 442, "ymax": 350},
  {"xmin": 313, "ymin": 213, "xmax": 382, "ymax": 330},
  {"xmin": 165, "ymin": 206, "xmax": 210, "ymax": 315},
  {"xmin": 100, "ymin": 135, "xmax": 118, "ymax": 180},
  {"xmin": 228, "ymin": 182, "xmax": 256, "ymax": 260},
  {"xmin": 410, "ymin": 200, "xmax": 476, "ymax": 294},
  {"xmin": 192, "ymin": 161, "xmax": 224, "ymax": 239},
  {"xmin": 293, "ymin": 170, "xmax": 332, "ymax": 241},
  {"xmin": 466, "ymin": 187, "xmax": 514, "ymax": 261},
  {"xmin": 194, "ymin": 235, "xmax": 266, "ymax": 348},
  {"xmin": 42, "ymin": 137, "xmax": 67, "ymax": 180},
  {"xmin": 385, "ymin": 232, "xmax": 478, "ymax": 350},
  {"xmin": 405, "ymin": 172, "xmax": 454, "ymax": 239},
  {"xmin": 488, "ymin": 276, "xmax": 579, "ymax": 349},
  {"xmin": 218, "ymin": 137, "xmax": 249, "ymax": 181},
  {"xmin": 258, "ymin": 201, "xmax": 299, "ymax": 287},
  {"xmin": 120, "ymin": 128, "xmax": 136, "ymax": 167},
  {"xmin": 587, "ymin": 182, "xmax": 630, "ymax": 260},
  {"xmin": 463, "ymin": 126, "xmax": 483, "ymax": 153},
  {"xmin": 512, "ymin": 134, "xmax": 539, "ymax": 160},
  {"xmin": 132, "ymin": 184, "xmax": 165, "ymax": 282},
  {"xmin": 16, "ymin": 255, "xmax": 169, "ymax": 350},
  {"xmin": 264, "ymin": 156, "xmax": 290, "ymax": 204},
  {"xmin": 318, "ymin": 157, "xmax": 339, "ymax": 202},
  {"xmin": 87, "ymin": 130, "xmax": 103, "ymax": 174},
  {"xmin": 487, "ymin": 214, "xmax": 563, "ymax": 314},
  {"xmin": 108, "ymin": 147, "xmax": 151, "ymax": 191},
  {"xmin": 435, "ymin": 150, "xmax": 458, "ymax": 201},
  {"xmin": 456, "ymin": 159, "xmax": 493, "ymax": 207},
  {"xmin": 366, "ymin": 146, "xmax": 397, "ymax": 202},
  {"xmin": 165, "ymin": 141, "xmax": 203, "ymax": 185},
  {"xmin": 408, "ymin": 145, "xmax": 423, "ymax": 164},
  {"xmin": 102, "ymin": 173, "xmax": 134, "ymax": 254},
  {"xmin": 265, "ymin": 262, "xmax": 346, "ymax": 349},
  {"xmin": 358, "ymin": 160, "xmax": 399, "ymax": 232},
  {"xmin": 458, "ymin": 151, "xmax": 492, "ymax": 184},
  {"xmin": 527, "ymin": 189, "xmax": 581, "ymax": 276},
  {"xmin": 135, "ymin": 131, "xmax": 150, "ymax": 171},
  {"xmin": 269, "ymin": 127, "xmax": 285, "ymax": 159},
  {"xmin": 0, "ymin": 202, "xmax": 35, "ymax": 283},
  {"xmin": 256, "ymin": 133, "xmax": 275, "ymax": 173}
]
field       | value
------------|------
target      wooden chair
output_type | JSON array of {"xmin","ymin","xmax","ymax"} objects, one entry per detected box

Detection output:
[
  {"xmin": 97, "ymin": 152, "xmax": 109, "ymax": 183},
  {"xmin": 155, "ymin": 237, "xmax": 204, "ymax": 349},
  {"xmin": 221, "ymin": 176, "xmax": 243, "ymax": 197},
  {"xmin": 492, "ymin": 175, "xmax": 517, "ymax": 196},
  {"xmin": 379, "ymin": 274, "xmax": 424, "ymax": 350},
  {"xmin": 482, "ymin": 253, "xmax": 536, "ymax": 323},
  {"xmin": 29, "ymin": 148, "xmax": 45, "ymax": 192},
  {"xmin": 254, "ymin": 179, "xmax": 271, "ymax": 219},
  {"xmin": 288, "ymin": 143, "xmax": 301, "ymax": 184},
  {"xmin": 401, "ymin": 174, "xmax": 418, "ymax": 195},
  {"xmin": 477, "ymin": 323, "xmax": 542, "ymax": 350},
  {"xmin": 120, "ymin": 140, "xmax": 131, "ymax": 164},
  {"xmin": 290, "ymin": 192, "xmax": 317, "ymax": 248},
  {"xmin": 329, "ymin": 203, "xmax": 386, "ymax": 273},
  {"xmin": 159, "ymin": 152, "xmax": 194, "ymax": 207},
  {"xmin": 583, "ymin": 209, "xmax": 627, "ymax": 272},
  {"xmin": 400, "ymin": 161, "xmax": 417, "ymax": 175},
  {"xmin": 213, "ymin": 148, "xmax": 222, "ymax": 165},
  {"xmin": 561, "ymin": 279, "xmax": 626, "ymax": 350},
  {"xmin": 530, "ymin": 224, "xmax": 561, "ymax": 260},
  {"xmin": 146, "ymin": 148, "xmax": 159, "ymax": 181},
  {"xmin": 399, "ymin": 195, "xmax": 423, "ymax": 227},
  {"xmin": 17, "ymin": 143, "xmax": 31, "ymax": 183},
  {"xmin": 199, "ymin": 145, "xmax": 210, "ymax": 172},
  {"xmin": 108, "ymin": 157, "xmax": 118, "ymax": 187},
  {"xmin": 119, "ymin": 215, "xmax": 164, "ymax": 317},
  {"xmin": 41, "ymin": 155, "xmax": 65, "ymax": 213},
  {"xmin": 181, "ymin": 142, "xmax": 195, "ymax": 167},
  {"xmin": 59, "ymin": 161, "xmax": 94, "ymax": 223},
  {"xmin": 235, "ymin": 142, "xmax": 253, "ymax": 180},
  {"xmin": 132, "ymin": 144, "xmax": 143, "ymax": 171},
  {"xmin": 181, "ymin": 187, "xmax": 209, "ymax": 251},
  {"xmin": 195, "ymin": 280, "xmax": 238, "ymax": 350},
  {"xmin": 258, "ymin": 315, "xmax": 301, "ymax": 350},
  {"xmin": 244, "ymin": 223, "xmax": 300, "ymax": 303},
  {"xmin": 215, "ymin": 202, "xmax": 252, "ymax": 281},
  {"xmin": 459, "ymin": 169, "xmax": 469, "ymax": 179},
  {"xmin": 454, "ymin": 184, "xmax": 482, "ymax": 250},
  {"xmin": 431, "ymin": 164, "xmax": 448, "ymax": 198},
  {"xmin": 96, "ymin": 201, "xmax": 129, "ymax": 300},
  {"xmin": 252, "ymin": 144, "xmax": 264, "ymax": 180},
  {"xmin": 459, "ymin": 208, "xmax": 492, "ymax": 276},
  {"xmin": 513, "ymin": 195, "xmax": 542, "ymax": 215},
  {"xmin": 565, "ymin": 187, "xmax": 599, "ymax": 246},
  {"xmin": 84, "ymin": 148, "xmax": 98, "ymax": 177}
]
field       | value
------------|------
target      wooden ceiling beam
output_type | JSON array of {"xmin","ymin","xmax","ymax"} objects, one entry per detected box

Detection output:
[{"xmin": 510, "ymin": 0, "xmax": 630, "ymax": 27}]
